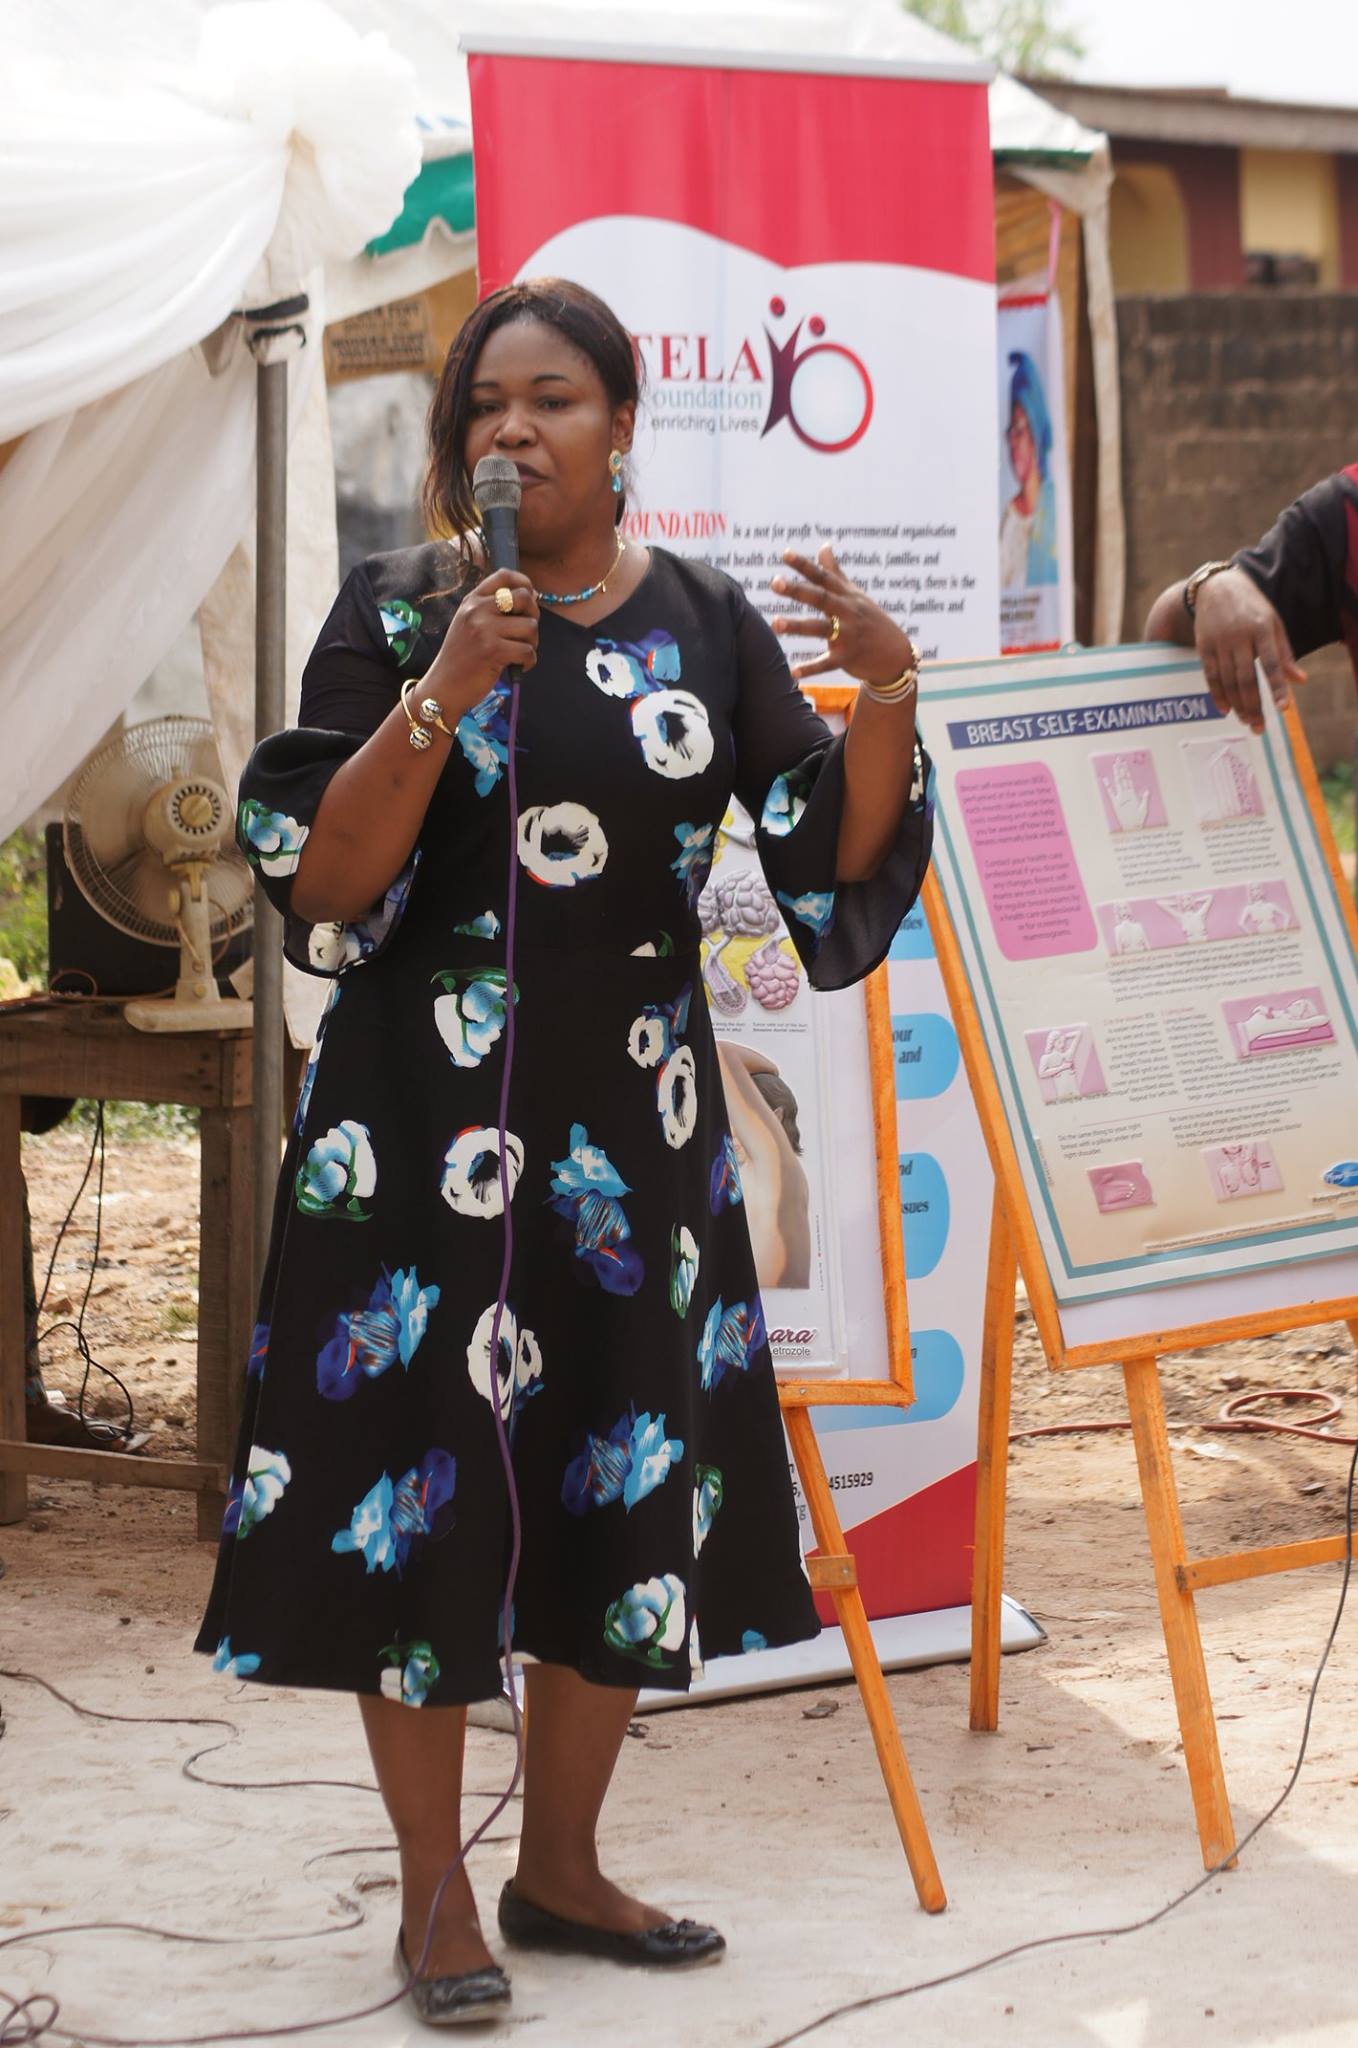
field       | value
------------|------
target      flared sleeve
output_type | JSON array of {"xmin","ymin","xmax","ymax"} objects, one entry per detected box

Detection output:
[
  {"xmin": 236, "ymin": 559, "xmax": 419, "ymax": 978},
  {"xmin": 730, "ymin": 586, "xmax": 933, "ymax": 992}
]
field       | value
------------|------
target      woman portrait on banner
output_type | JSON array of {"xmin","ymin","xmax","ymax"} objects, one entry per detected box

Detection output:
[
  {"xmin": 1000, "ymin": 348, "xmax": 1059, "ymax": 592},
  {"xmin": 196, "ymin": 277, "xmax": 933, "ymax": 2024}
]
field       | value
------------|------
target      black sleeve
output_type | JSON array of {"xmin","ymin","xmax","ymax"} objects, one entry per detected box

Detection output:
[
  {"xmin": 236, "ymin": 562, "xmax": 416, "ymax": 978},
  {"xmin": 729, "ymin": 585, "xmax": 933, "ymax": 992},
  {"xmin": 1233, "ymin": 474, "xmax": 1351, "ymax": 658}
]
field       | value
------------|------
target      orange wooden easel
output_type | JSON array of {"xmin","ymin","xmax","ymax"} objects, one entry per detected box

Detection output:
[
  {"xmin": 923, "ymin": 694, "xmax": 1358, "ymax": 1872},
  {"xmin": 763, "ymin": 685, "xmax": 944, "ymax": 1913}
]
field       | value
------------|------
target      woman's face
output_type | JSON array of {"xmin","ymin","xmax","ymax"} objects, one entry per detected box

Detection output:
[
  {"xmin": 1006, "ymin": 402, "xmax": 1036, "ymax": 488},
  {"xmin": 462, "ymin": 317, "xmax": 633, "ymax": 552}
]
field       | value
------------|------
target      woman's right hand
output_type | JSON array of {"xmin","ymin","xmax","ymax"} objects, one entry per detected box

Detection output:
[{"xmin": 427, "ymin": 569, "xmax": 540, "ymax": 702}]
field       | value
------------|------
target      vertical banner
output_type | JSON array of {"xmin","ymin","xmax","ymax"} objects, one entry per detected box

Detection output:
[
  {"xmin": 998, "ymin": 282, "xmax": 1074, "ymax": 654},
  {"xmin": 468, "ymin": 43, "xmax": 999, "ymax": 1629}
]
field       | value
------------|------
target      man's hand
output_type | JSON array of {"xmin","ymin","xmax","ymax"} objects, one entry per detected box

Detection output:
[{"xmin": 1190, "ymin": 568, "xmax": 1307, "ymax": 735}]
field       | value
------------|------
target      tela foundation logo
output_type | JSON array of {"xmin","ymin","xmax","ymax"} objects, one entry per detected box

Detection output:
[
  {"xmin": 762, "ymin": 296, "xmax": 874, "ymax": 453},
  {"xmin": 633, "ymin": 295, "xmax": 875, "ymax": 452}
]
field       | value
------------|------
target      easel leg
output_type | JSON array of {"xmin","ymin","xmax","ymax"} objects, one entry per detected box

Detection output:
[
  {"xmin": 0, "ymin": 1095, "xmax": 28, "ymax": 1524},
  {"xmin": 784, "ymin": 1406, "xmax": 946, "ymax": 1913},
  {"xmin": 970, "ymin": 1190, "xmax": 1017, "ymax": 1732},
  {"xmin": 1123, "ymin": 1355, "xmax": 1236, "ymax": 1871}
]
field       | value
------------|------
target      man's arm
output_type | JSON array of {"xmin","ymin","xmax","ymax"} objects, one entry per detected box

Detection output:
[
  {"xmin": 1144, "ymin": 567, "xmax": 1305, "ymax": 735},
  {"xmin": 1143, "ymin": 471, "xmax": 1354, "ymax": 734}
]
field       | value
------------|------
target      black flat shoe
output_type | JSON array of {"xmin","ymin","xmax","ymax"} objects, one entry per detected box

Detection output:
[
  {"xmin": 394, "ymin": 1928, "xmax": 512, "ymax": 2026},
  {"xmin": 497, "ymin": 1881, "xmax": 725, "ymax": 1967}
]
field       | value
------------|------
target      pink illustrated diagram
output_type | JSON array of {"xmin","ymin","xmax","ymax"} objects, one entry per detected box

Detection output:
[
  {"xmin": 1181, "ymin": 736, "xmax": 1264, "ymax": 825},
  {"xmin": 1091, "ymin": 749, "xmax": 1167, "ymax": 834},
  {"xmin": 1222, "ymin": 986, "xmax": 1335, "ymax": 1058},
  {"xmin": 1025, "ymin": 1022, "xmax": 1107, "ymax": 1104},
  {"xmin": 1088, "ymin": 1160, "xmax": 1155, "ymax": 1213},
  {"xmin": 1096, "ymin": 879, "xmax": 1297, "ymax": 956},
  {"xmin": 1203, "ymin": 1140, "xmax": 1283, "ymax": 1203}
]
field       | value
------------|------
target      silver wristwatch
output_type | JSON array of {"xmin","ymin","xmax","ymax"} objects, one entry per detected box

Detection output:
[{"xmin": 1183, "ymin": 559, "xmax": 1233, "ymax": 620}]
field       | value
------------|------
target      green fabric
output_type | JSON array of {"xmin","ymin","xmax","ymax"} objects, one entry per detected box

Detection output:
[{"xmin": 366, "ymin": 152, "xmax": 476, "ymax": 257}]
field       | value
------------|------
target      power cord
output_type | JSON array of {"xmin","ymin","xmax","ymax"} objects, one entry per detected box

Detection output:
[
  {"xmin": 757, "ymin": 1427, "xmax": 1358, "ymax": 2048},
  {"xmin": 31, "ymin": 1101, "xmax": 138, "ymax": 1445}
]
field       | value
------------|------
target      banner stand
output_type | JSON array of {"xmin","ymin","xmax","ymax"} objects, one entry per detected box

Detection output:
[{"xmin": 922, "ymin": 692, "xmax": 1358, "ymax": 1872}]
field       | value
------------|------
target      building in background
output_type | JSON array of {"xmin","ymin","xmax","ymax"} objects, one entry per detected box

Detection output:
[
  {"xmin": 1028, "ymin": 81, "xmax": 1358, "ymax": 294},
  {"xmin": 1029, "ymin": 80, "xmax": 1358, "ymax": 775}
]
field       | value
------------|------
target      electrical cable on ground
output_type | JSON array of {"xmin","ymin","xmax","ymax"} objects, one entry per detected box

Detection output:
[
  {"xmin": 754, "ymin": 1427, "xmax": 1358, "ymax": 2048},
  {"xmin": 0, "ymin": 673, "xmax": 533, "ymax": 2047}
]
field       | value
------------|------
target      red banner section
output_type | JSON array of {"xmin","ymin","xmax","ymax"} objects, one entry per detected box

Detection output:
[{"xmin": 470, "ymin": 54, "xmax": 993, "ymax": 288}]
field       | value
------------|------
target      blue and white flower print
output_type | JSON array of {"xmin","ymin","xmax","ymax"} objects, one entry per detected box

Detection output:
[
  {"xmin": 246, "ymin": 1321, "xmax": 269, "ymax": 1381},
  {"xmin": 669, "ymin": 1225, "xmax": 699, "ymax": 1317},
  {"xmin": 238, "ymin": 798, "xmax": 308, "ymax": 878},
  {"xmin": 709, "ymin": 1133, "xmax": 744, "ymax": 1213},
  {"xmin": 377, "ymin": 597, "xmax": 422, "ymax": 667},
  {"xmin": 223, "ymin": 1445, "xmax": 291, "ymax": 1539},
  {"xmin": 308, "ymin": 862, "xmax": 418, "ymax": 976},
  {"xmin": 466, "ymin": 1302, "xmax": 543, "ymax": 1423},
  {"xmin": 453, "ymin": 909, "xmax": 501, "ymax": 940},
  {"xmin": 693, "ymin": 1464, "xmax": 724, "ymax": 1553},
  {"xmin": 456, "ymin": 682, "xmax": 511, "ymax": 797},
  {"xmin": 741, "ymin": 1630, "xmax": 769, "ymax": 1654},
  {"xmin": 562, "ymin": 1406, "xmax": 684, "ymax": 1517},
  {"xmin": 603, "ymin": 1573, "xmax": 687, "ymax": 1667},
  {"xmin": 441, "ymin": 1126, "xmax": 524, "ymax": 1221},
  {"xmin": 761, "ymin": 770, "xmax": 811, "ymax": 839},
  {"xmin": 292, "ymin": 982, "xmax": 339, "ymax": 1133},
  {"xmin": 518, "ymin": 802, "xmax": 608, "ymax": 888},
  {"xmin": 585, "ymin": 628, "xmax": 682, "ymax": 700},
  {"xmin": 548, "ymin": 1124, "xmax": 644, "ymax": 1295},
  {"xmin": 776, "ymin": 889, "xmax": 835, "ymax": 941},
  {"xmin": 432, "ymin": 968, "xmax": 517, "ymax": 1069},
  {"xmin": 698, "ymin": 1296, "xmax": 768, "ymax": 1393},
  {"xmin": 212, "ymin": 1638, "xmax": 261, "ymax": 1680},
  {"xmin": 295, "ymin": 1119, "xmax": 376, "ymax": 1221},
  {"xmin": 317, "ymin": 1265, "xmax": 440, "ymax": 1401},
  {"xmin": 630, "ymin": 689, "xmax": 714, "ymax": 780},
  {"xmin": 670, "ymin": 821, "xmax": 715, "ymax": 908},
  {"xmin": 627, "ymin": 984, "xmax": 691, "ymax": 1070},
  {"xmin": 332, "ymin": 1448, "xmax": 456, "ymax": 1576},
  {"xmin": 657, "ymin": 1045, "xmax": 697, "ymax": 1150},
  {"xmin": 380, "ymin": 1638, "xmax": 440, "ymax": 1707}
]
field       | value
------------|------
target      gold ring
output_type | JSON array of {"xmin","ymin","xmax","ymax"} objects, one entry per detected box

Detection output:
[
  {"xmin": 829, "ymin": 613, "xmax": 841, "ymax": 644},
  {"xmin": 494, "ymin": 587, "xmax": 515, "ymax": 615}
]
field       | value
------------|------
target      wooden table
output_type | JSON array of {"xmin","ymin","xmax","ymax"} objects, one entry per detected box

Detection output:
[{"xmin": 0, "ymin": 1004, "xmax": 254, "ymax": 1541}]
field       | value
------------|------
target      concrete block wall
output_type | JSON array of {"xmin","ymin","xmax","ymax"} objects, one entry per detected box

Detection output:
[{"xmin": 1117, "ymin": 292, "xmax": 1358, "ymax": 771}]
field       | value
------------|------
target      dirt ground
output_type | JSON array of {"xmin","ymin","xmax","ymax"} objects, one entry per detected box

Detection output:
[{"xmin": 2, "ymin": 1130, "xmax": 1356, "ymax": 2047}]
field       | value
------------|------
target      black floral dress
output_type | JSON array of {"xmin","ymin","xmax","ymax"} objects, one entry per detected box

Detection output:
[{"xmin": 195, "ymin": 545, "xmax": 931, "ymax": 1706}]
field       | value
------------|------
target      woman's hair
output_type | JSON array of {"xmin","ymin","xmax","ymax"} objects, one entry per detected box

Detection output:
[
  {"xmin": 749, "ymin": 1072, "xmax": 803, "ymax": 1154},
  {"xmin": 423, "ymin": 277, "xmax": 642, "ymax": 572},
  {"xmin": 1007, "ymin": 350, "xmax": 1052, "ymax": 478}
]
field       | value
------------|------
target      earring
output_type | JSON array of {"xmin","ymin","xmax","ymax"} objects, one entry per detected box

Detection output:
[{"xmin": 609, "ymin": 450, "xmax": 624, "ymax": 495}]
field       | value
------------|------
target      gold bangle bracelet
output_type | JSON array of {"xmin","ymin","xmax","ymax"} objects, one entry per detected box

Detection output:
[
  {"xmin": 400, "ymin": 678, "xmax": 453, "ymax": 750},
  {"xmin": 860, "ymin": 659, "xmax": 920, "ymax": 708}
]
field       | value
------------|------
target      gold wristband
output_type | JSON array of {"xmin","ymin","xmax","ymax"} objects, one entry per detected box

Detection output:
[
  {"xmin": 861, "ymin": 654, "xmax": 920, "ymax": 708},
  {"xmin": 400, "ymin": 678, "xmax": 453, "ymax": 751}
]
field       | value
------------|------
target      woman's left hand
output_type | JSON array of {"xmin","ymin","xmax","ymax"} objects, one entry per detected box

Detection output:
[{"xmin": 770, "ymin": 544, "xmax": 915, "ymax": 686}]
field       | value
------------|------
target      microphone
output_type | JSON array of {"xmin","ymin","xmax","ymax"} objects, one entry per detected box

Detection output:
[{"xmin": 473, "ymin": 455, "xmax": 522, "ymax": 575}]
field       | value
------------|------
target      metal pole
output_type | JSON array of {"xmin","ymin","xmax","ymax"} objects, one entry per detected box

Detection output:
[{"xmin": 252, "ymin": 354, "xmax": 288, "ymax": 1298}]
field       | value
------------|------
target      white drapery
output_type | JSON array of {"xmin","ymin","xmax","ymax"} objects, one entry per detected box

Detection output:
[{"xmin": 0, "ymin": 0, "xmax": 421, "ymax": 844}]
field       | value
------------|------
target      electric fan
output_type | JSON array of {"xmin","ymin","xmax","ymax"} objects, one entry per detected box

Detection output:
[{"xmin": 64, "ymin": 717, "xmax": 253, "ymax": 1032}]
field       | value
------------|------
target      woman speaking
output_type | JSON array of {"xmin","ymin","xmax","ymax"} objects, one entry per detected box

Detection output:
[{"xmin": 197, "ymin": 278, "xmax": 930, "ymax": 2025}]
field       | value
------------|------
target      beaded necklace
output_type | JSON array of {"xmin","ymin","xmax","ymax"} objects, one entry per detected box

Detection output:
[{"xmin": 533, "ymin": 532, "xmax": 627, "ymax": 607}]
